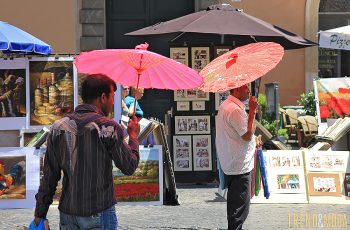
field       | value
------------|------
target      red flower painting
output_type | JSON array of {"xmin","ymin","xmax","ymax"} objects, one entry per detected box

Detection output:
[{"xmin": 317, "ymin": 80, "xmax": 350, "ymax": 122}]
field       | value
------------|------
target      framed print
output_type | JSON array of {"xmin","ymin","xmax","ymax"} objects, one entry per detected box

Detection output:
[
  {"xmin": 173, "ymin": 135, "xmax": 192, "ymax": 171},
  {"xmin": 175, "ymin": 115, "xmax": 210, "ymax": 134},
  {"xmin": 269, "ymin": 170, "xmax": 306, "ymax": 194},
  {"xmin": 113, "ymin": 145, "xmax": 163, "ymax": 205},
  {"xmin": 192, "ymin": 101, "xmax": 205, "ymax": 111},
  {"xmin": 304, "ymin": 151, "xmax": 349, "ymax": 172},
  {"xmin": 192, "ymin": 135, "xmax": 212, "ymax": 171},
  {"xmin": 174, "ymin": 89, "xmax": 209, "ymax": 101},
  {"xmin": 176, "ymin": 101, "xmax": 190, "ymax": 111},
  {"xmin": 213, "ymin": 46, "xmax": 232, "ymax": 58},
  {"xmin": 0, "ymin": 58, "xmax": 27, "ymax": 130},
  {"xmin": 344, "ymin": 173, "xmax": 350, "ymax": 199},
  {"xmin": 191, "ymin": 47, "xmax": 210, "ymax": 72},
  {"xmin": 215, "ymin": 91, "xmax": 230, "ymax": 110},
  {"xmin": 0, "ymin": 147, "xmax": 40, "ymax": 208},
  {"xmin": 170, "ymin": 47, "xmax": 189, "ymax": 66},
  {"xmin": 28, "ymin": 57, "xmax": 77, "ymax": 127},
  {"xmin": 307, "ymin": 173, "xmax": 341, "ymax": 196},
  {"xmin": 268, "ymin": 150, "xmax": 303, "ymax": 170}
]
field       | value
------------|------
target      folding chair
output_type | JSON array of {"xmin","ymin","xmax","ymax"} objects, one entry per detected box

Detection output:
[
  {"xmin": 297, "ymin": 116, "xmax": 318, "ymax": 147},
  {"xmin": 306, "ymin": 117, "xmax": 350, "ymax": 150}
]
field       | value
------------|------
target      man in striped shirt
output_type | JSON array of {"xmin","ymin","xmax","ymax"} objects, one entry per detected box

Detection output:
[{"xmin": 33, "ymin": 74, "xmax": 140, "ymax": 229}]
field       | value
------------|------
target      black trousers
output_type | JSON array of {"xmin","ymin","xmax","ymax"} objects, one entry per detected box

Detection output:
[{"xmin": 225, "ymin": 172, "xmax": 251, "ymax": 230}]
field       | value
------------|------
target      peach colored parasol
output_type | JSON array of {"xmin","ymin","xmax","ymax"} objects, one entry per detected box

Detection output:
[{"xmin": 198, "ymin": 42, "xmax": 284, "ymax": 92}]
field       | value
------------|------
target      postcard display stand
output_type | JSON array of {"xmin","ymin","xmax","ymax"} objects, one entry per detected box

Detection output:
[
  {"xmin": 251, "ymin": 150, "xmax": 350, "ymax": 204},
  {"xmin": 170, "ymin": 46, "xmax": 234, "ymax": 183}
]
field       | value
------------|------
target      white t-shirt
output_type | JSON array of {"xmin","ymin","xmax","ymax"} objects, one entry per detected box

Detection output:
[{"xmin": 216, "ymin": 95, "xmax": 256, "ymax": 175}]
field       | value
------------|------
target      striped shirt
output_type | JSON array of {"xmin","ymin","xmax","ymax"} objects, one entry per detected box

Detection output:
[{"xmin": 35, "ymin": 104, "xmax": 139, "ymax": 218}]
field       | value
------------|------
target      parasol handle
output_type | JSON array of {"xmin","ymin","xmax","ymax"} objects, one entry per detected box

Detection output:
[{"xmin": 132, "ymin": 72, "xmax": 141, "ymax": 117}]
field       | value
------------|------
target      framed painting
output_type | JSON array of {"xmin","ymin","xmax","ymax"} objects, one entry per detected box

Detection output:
[
  {"xmin": 173, "ymin": 135, "xmax": 192, "ymax": 171},
  {"xmin": 113, "ymin": 145, "xmax": 163, "ymax": 205},
  {"xmin": 28, "ymin": 57, "xmax": 77, "ymax": 127},
  {"xmin": 174, "ymin": 89, "xmax": 209, "ymax": 101},
  {"xmin": 176, "ymin": 101, "xmax": 190, "ymax": 111},
  {"xmin": 192, "ymin": 101, "xmax": 205, "ymax": 111},
  {"xmin": 304, "ymin": 151, "xmax": 348, "ymax": 172},
  {"xmin": 215, "ymin": 91, "xmax": 230, "ymax": 110},
  {"xmin": 191, "ymin": 47, "xmax": 210, "ymax": 72},
  {"xmin": 0, "ymin": 147, "xmax": 40, "ymax": 208},
  {"xmin": 213, "ymin": 46, "xmax": 232, "ymax": 58},
  {"xmin": 307, "ymin": 173, "xmax": 342, "ymax": 196},
  {"xmin": 0, "ymin": 58, "xmax": 27, "ymax": 130},
  {"xmin": 170, "ymin": 47, "xmax": 189, "ymax": 66},
  {"xmin": 313, "ymin": 77, "xmax": 350, "ymax": 123},
  {"xmin": 174, "ymin": 115, "xmax": 210, "ymax": 135},
  {"xmin": 192, "ymin": 135, "xmax": 212, "ymax": 171},
  {"xmin": 269, "ymin": 169, "xmax": 306, "ymax": 194},
  {"xmin": 268, "ymin": 150, "xmax": 303, "ymax": 170}
]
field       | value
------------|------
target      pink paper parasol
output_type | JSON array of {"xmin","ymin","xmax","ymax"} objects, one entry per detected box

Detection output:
[{"xmin": 74, "ymin": 43, "xmax": 203, "ymax": 115}]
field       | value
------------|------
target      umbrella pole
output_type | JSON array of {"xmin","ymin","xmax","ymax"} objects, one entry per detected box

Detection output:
[{"xmin": 132, "ymin": 72, "xmax": 141, "ymax": 117}]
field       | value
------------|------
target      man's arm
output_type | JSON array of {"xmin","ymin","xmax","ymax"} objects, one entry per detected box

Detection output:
[
  {"xmin": 108, "ymin": 117, "xmax": 141, "ymax": 175},
  {"xmin": 34, "ymin": 132, "xmax": 61, "ymax": 219},
  {"xmin": 241, "ymin": 96, "xmax": 258, "ymax": 141}
]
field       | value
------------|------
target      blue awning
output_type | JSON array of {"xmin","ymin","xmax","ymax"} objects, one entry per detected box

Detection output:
[{"xmin": 0, "ymin": 21, "xmax": 52, "ymax": 55}]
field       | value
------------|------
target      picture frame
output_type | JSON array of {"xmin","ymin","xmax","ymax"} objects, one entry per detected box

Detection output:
[
  {"xmin": 192, "ymin": 101, "xmax": 205, "ymax": 111},
  {"xmin": 269, "ymin": 169, "xmax": 306, "ymax": 194},
  {"xmin": 173, "ymin": 135, "xmax": 192, "ymax": 171},
  {"xmin": 0, "ymin": 147, "xmax": 40, "ymax": 209},
  {"xmin": 304, "ymin": 151, "xmax": 349, "ymax": 172},
  {"xmin": 113, "ymin": 145, "xmax": 163, "ymax": 205},
  {"xmin": 170, "ymin": 47, "xmax": 189, "ymax": 66},
  {"xmin": 0, "ymin": 58, "xmax": 28, "ymax": 130},
  {"xmin": 176, "ymin": 101, "xmax": 190, "ymax": 111},
  {"xmin": 174, "ymin": 115, "xmax": 210, "ymax": 135},
  {"xmin": 191, "ymin": 47, "xmax": 210, "ymax": 72},
  {"xmin": 213, "ymin": 46, "xmax": 232, "ymax": 58},
  {"xmin": 28, "ymin": 57, "xmax": 77, "ymax": 128},
  {"xmin": 215, "ymin": 91, "xmax": 230, "ymax": 110},
  {"xmin": 268, "ymin": 150, "xmax": 304, "ymax": 170},
  {"xmin": 192, "ymin": 135, "xmax": 212, "ymax": 171},
  {"xmin": 307, "ymin": 173, "xmax": 342, "ymax": 196},
  {"xmin": 174, "ymin": 89, "xmax": 209, "ymax": 101}
]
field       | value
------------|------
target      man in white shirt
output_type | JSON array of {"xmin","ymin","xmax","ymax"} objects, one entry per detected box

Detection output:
[{"xmin": 216, "ymin": 84, "xmax": 258, "ymax": 230}]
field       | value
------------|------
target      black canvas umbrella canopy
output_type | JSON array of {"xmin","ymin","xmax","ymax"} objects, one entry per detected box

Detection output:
[{"xmin": 126, "ymin": 4, "xmax": 317, "ymax": 50}]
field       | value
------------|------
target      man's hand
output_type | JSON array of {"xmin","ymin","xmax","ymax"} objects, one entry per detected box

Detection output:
[
  {"xmin": 256, "ymin": 135, "xmax": 263, "ymax": 148},
  {"xmin": 127, "ymin": 116, "xmax": 140, "ymax": 140},
  {"xmin": 249, "ymin": 96, "xmax": 258, "ymax": 112}
]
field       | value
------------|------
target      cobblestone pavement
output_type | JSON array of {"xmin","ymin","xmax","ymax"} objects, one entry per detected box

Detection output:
[{"xmin": 0, "ymin": 184, "xmax": 349, "ymax": 229}]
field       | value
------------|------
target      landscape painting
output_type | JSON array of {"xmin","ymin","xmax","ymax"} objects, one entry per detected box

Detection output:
[{"xmin": 113, "ymin": 146, "xmax": 163, "ymax": 205}]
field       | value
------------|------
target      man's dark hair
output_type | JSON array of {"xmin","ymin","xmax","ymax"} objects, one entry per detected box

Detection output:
[{"xmin": 81, "ymin": 74, "xmax": 116, "ymax": 103}]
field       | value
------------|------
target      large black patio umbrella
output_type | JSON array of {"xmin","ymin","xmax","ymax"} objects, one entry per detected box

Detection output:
[{"xmin": 126, "ymin": 4, "xmax": 317, "ymax": 50}]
